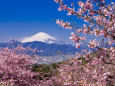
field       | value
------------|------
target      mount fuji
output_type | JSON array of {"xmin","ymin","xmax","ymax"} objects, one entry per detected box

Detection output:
[{"xmin": 21, "ymin": 32, "xmax": 58, "ymax": 44}]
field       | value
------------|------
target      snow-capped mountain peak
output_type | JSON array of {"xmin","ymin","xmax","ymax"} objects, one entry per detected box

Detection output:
[{"xmin": 21, "ymin": 32, "xmax": 57, "ymax": 43}]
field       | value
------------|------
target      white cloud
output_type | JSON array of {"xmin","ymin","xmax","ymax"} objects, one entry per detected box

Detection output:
[{"xmin": 21, "ymin": 32, "xmax": 57, "ymax": 43}]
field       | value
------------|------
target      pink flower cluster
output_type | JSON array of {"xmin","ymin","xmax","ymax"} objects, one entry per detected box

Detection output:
[
  {"xmin": 78, "ymin": 0, "xmax": 93, "ymax": 10},
  {"xmin": 88, "ymin": 39, "xmax": 99, "ymax": 48},
  {"xmin": 55, "ymin": 0, "xmax": 115, "ymax": 85},
  {"xmin": 56, "ymin": 19, "xmax": 73, "ymax": 29},
  {"xmin": 54, "ymin": 0, "xmax": 62, "ymax": 3},
  {"xmin": 69, "ymin": 32, "xmax": 86, "ymax": 42},
  {"xmin": 0, "ymin": 48, "xmax": 40, "ymax": 86}
]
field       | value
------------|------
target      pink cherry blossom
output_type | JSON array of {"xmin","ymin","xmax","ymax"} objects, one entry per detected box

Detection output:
[
  {"xmin": 88, "ymin": 39, "xmax": 99, "ymax": 48},
  {"xmin": 78, "ymin": 1, "xmax": 84, "ymax": 8},
  {"xmin": 56, "ymin": 19, "xmax": 73, "ymax": 29},
  {"xmin": 76, "ymin": 43, "xmax": 81, "ymax": 48},
  {"xmin": 93, "ymin": 28, "xmax": 101, "ymax": 37},
  {"xmin": 69, "ymin": 32, "xmax": 80, "ymax": 42},
  {"xmin": 54, "ymin": 0, "xmax": 115, "ymax": 85},
  {"xmin": 54, "ymin": 0, "xmax": 62, "ymax": 3}
]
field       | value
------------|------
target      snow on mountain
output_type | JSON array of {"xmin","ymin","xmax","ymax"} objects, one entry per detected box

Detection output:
[{"xmin": 21, "ymin": 32, "xmax": 58, "ymax": 44}]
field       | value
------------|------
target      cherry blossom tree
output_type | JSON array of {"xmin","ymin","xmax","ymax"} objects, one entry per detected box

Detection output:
[
  {"xmin": 54, "ymin": 0, "xmax": 115, "ymax": 85},
  {"xmin": 0, "ymin": 47, "xmax": 40, "ymax": 86},
  {"xmin": 0, "ymin": 0, "xmax": 114, "ymax": 85},
  {"xmin": 0, "ymin": 45, "xmax": 57, "ymax": 86}
]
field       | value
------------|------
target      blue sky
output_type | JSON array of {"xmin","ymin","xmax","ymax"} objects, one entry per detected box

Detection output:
[{"xmin": 0, "ymin": 0, "xmax": 83, "ymax": 43}]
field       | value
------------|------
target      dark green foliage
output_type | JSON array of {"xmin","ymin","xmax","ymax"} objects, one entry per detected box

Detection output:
[{"xmin": 32, "ymin": 63, "xmax": 60, "ymax": 80}]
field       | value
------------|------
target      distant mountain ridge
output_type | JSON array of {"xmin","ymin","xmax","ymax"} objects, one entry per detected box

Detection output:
[
  {"xmin": 0, "ymin": 40, "xmax": 114, "ymax": 64},
  {"xmin": 0, "ymin": 40, "xmax": 77, "ymax": 56},
  {"xmin": 1, "ymin": 40, "xmax": 114, "ymax": 56}
]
